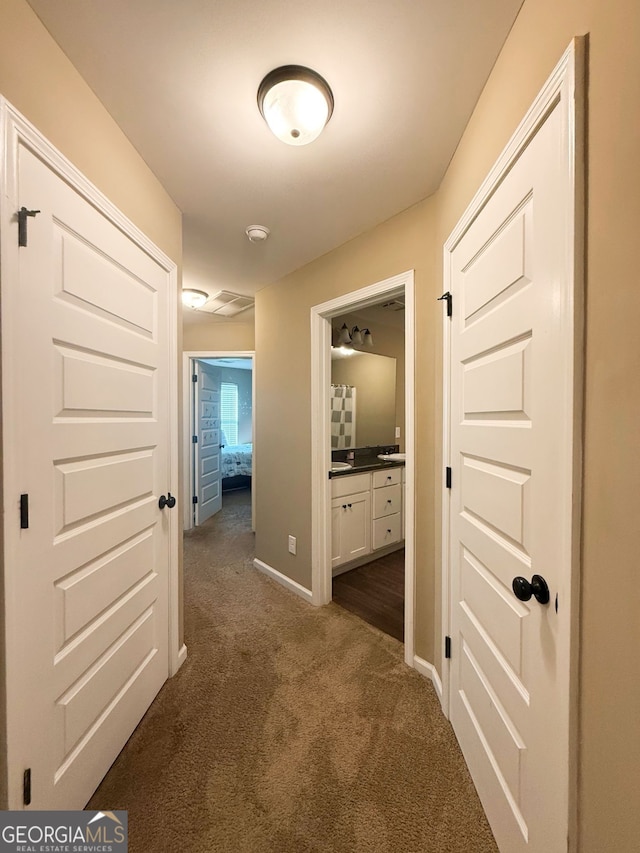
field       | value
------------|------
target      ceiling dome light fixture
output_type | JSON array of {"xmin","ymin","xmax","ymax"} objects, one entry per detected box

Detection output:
[
  {"xmin": 182, "ymin": 288, "xmax": 209, "ymax": 309},
  {"xmin": 258, "ymin": 65, "xmax": 334, "ymax": 146},
  {"xmin": 245, "ymin": 225, "xmax": 271, "ymax": 243}
]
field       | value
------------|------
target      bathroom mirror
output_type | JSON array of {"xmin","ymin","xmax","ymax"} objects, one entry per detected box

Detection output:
[{"xmin": 331, "ymin": 349, "xmax": 397, "ymax": 447}]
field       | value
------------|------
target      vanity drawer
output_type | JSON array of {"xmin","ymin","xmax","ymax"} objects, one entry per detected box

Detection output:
[
  {"xmin": 373, "ymin": 483, "xmax": 402, "ymax": 519},
  {"xmin": 372, "ymin": 467, "xmax": 402, "ymax": 488},
  {"xmin": 372, "ymin": 512, "xmax": 402, "ymax": 550},
  {"xmin": 331, "ymin": 472, "xmax": 370, "ymax": 499}
]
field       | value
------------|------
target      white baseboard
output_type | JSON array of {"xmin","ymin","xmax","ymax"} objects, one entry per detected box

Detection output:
[
  {"xmin": 253, "ymin": 558, "xmax": 313, "ymax": 603},
  {"xmin": 413, "ymin": 655, "xmax": 443, "ymax": 704},
  {"xmin": 177, "ymin": 643, "xmax": 188, "ymax": 669},
  {"xmin": 170, "ymin": 643, "xmax": 187, "ymax": 677}
]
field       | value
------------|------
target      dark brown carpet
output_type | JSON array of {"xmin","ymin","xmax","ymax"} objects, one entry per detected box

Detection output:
[{"xmin": 89, "ymin": 489, "xmax": 497, "ymax": 852}]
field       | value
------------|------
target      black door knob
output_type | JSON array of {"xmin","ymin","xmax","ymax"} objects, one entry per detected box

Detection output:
[
  {"xmin": 159, "ymin": 492, "xmax": 176, "ymax": 510},
  {"xmin": 512, "ymin": 574, "xmax": 550, "ymax": 605}
]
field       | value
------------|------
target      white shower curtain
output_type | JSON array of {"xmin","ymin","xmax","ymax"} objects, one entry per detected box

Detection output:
[{"xmin": 330, "ymin": 384, "xmax": 356, "ymax": 449}]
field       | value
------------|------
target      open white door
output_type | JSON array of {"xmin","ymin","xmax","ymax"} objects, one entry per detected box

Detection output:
[
  {"xmin": 444, "ymin": 45, "xmax": 581, "ymax": 852},
  {"xmin": 194, "ymin": 360, "xmax": 223, "ymax": 524},
  {"xmin": 2, "ymin": 109, "xmax": 177, "ymax": 808}
]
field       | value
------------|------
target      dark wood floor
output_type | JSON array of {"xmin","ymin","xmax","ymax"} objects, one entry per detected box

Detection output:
[{"xmin": 332, "ymin": 549, "xmax": 404, "ymax": 642}]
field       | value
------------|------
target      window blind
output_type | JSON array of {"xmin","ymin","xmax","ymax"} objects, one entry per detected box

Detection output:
[{"xmin": 220, "ymin": 382, "xmax": 239, "ymax": 445}]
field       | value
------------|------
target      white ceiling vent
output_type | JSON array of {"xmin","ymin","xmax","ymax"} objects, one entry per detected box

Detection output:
[
  {"xmin": 198, "ymin": 290, "xmax": 255, "ymax": 317},
  {"xmin": 381, "ymin": 298, "xmax": 405, "ymax": 312}
]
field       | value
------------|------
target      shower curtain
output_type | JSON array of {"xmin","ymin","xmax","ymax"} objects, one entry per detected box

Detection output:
[{"xmin": 330, "ymin": 384, "xmax": 356, "ymax": 449}]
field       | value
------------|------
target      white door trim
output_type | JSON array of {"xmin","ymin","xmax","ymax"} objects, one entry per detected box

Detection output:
[
  {"xmin": 182, "ymin": 350, "xmax": 255, "ymax": 532},
  {"xmin": 310, "ymin": 270, "xmax": 416, "ymax": 667},
  {"xmin": 0, "ymin": 97, "xmax": 183, "ymax": 803},
  {"xmin": 441, "ymin": 37, "xmax": 584, "ymax": 838}
]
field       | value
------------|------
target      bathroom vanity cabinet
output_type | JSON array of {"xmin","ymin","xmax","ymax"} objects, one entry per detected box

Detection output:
[{"xmin": 330, "ymin": 466, "xmax": 404, "ymax": 572}]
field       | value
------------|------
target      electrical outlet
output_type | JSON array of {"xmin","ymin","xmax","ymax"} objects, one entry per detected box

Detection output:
[
  {"xmin": 395, "ymin": 426, "xmax": 401, "ymax": 439},
  {"xmin": 288, "ymin": 535, "xmax": 297, "ymax": 555}
]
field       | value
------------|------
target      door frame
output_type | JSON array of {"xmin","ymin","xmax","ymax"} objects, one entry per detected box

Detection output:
[
  {"xmin": 441, "ymin": 38, "xmax": 584, "ymax": 837},
  {"xmin": 310, "ymin": 270, "xmax": 416, "ymax": 667},
  {"xmin": 0, "ymin": 98, "xmax": 183, "ymax": 802},
  {"xmin": 182, "ymin": 350, "xmax": 255, "ymax": 532}
]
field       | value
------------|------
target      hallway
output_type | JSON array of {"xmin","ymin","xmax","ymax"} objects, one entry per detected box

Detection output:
[{"xmin": 88, "ymin": 490, "xmax": 496, "ymax": 852}]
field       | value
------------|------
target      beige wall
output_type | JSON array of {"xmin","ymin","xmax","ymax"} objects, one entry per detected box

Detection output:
[
  {"xmin": 332, "ymin": 352, "xmax": 397, "ymax": 447},
  {"xmin": 256, "ymin": 0, "xmax": 640, "ymax": 846},
  {"xmin": 183, "ymin": 319, "xmax": 255, "ymax": 352},
  {"xmin": 255, "ymin": 194, "xmax": 437, "ymax": 613},
  {"xmin": 0, "ymin": 0, "xmax": 183, "ymax": 807}
]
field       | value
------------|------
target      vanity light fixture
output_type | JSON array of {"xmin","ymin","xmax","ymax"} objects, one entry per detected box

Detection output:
[
  {"xmin": 182, "ymin": 288, "xmax": 209, "ymax": 309},
  {"xmin": 338, "ymin": 323, "xmax": 351, "ymax": 344},
  {"xmin": 336, "ymin": 324, "xmax": 374, "ymax": 347},
  {"xmin": 258, "ymin": 65, "xmax": 334, "ymax": 146}
]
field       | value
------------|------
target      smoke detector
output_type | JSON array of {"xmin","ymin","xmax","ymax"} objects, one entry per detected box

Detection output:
[{"xmin": 245, "ymin": 225, "xmax": 270, "ymax": 243}]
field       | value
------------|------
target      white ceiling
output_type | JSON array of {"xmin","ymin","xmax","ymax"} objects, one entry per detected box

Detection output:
[
  {"xmin": 202, "ymin": 358, "xmax": 253, "ymax": 371},
  {"xmin": 27, "ymin": 0, "xmax": 523, "ymax": 303}
]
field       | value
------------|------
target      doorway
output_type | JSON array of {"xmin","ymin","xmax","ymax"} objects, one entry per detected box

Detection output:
[
  {"xmin": 310, "ymin": 270, "xmax": 415, "ymax": 666},
  {"xmin": 182, "ymin": 350, "xmax": 255, "ymax": 532},
  {"xmin": 329, "ymin": 303, "xmax": 406, "ymax": 643}
]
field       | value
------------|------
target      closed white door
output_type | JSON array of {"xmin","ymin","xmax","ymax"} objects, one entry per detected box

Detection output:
[
  {"xmin": 194, "ymin": 361, "xmax": 222, "ymax": 524},
  {"xmin": 3, "ymin": 132, "xmax": 174, "ymax": 808},
  {"xmin": 447, "ymin": 94, "xmax": 577, "ymax": 851}
]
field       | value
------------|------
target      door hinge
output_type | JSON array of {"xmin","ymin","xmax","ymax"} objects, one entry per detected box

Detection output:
[
  {"xmin": 20, "ymin": 494, "xmax": 29, "ymax": 529},
  {"xmin": 192, "ymin": 435, "xmax": 198, "ymax": 443},
  {"xmin": 445, "ymin": 467, "xmax": 452, "ymax": 489},
  {"xmin": 192, "ymin": 373, "xmax": 198, "ymax": 382},
  {"xmin": 23, "ymin": 768, "xmax": 31, "ymax": 806},
  {"xmin": 438, "ymin": 291, "xmax": 453, "ymax": 317},
  {"xmin": 445, "ymin": 636, "xmax": 452, "ymax": 659},
  {"xmin": 18, "ymin": 207, "xmax": 41, "ymax": 248},
  {"xmin": 192, "ymin": 495, "xmax": 198, "ymax": 504}
]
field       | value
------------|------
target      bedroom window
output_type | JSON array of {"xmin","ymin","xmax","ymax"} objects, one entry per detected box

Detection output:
[{"xmin": 220, "ymin": 382, "xmax": 239, "ymax": 445}]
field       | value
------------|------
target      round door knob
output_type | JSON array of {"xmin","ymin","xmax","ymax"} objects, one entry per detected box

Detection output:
[
  {"xmin": 159, "ymin": 492, "xmax": 176, "ymax": 510},
  {"xmin": 512, "ymin": 576, "xmax": 532, "ymax": 601},
  {"xmin": 512, "ymin": 574, "xmax": 550, "ymax": 605}
]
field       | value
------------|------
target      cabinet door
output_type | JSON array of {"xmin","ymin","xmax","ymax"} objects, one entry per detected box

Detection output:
[
  {"xmin": 331, "ymin": 500, "xmax": 345, "ymax": 568},
  {"xmin": 331, "ymin": 492, "xmax": 371, "ymax": 568},
  {"xmin": 344, "ymin": 491, "xmax": 371, "ymax": 562}
]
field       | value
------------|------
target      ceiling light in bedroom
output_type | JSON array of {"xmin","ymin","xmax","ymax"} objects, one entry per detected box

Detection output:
[
  {"xmin": 257, "ymin": 65, "xmax": 334, "ymax": 146},
  {"xmin": 182, "ymin": 288, "xmax": 209, "ymax": 309}
]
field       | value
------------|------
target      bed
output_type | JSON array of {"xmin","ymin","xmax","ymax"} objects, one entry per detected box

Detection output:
[{"xmin": 221, "ymin": 442, "xmax": 253, "ymax": 491}]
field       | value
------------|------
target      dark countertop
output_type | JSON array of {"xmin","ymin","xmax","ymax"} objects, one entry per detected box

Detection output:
[{"xmin": 330, "ymin": 459, "xmax": 405, "ymax": 477}]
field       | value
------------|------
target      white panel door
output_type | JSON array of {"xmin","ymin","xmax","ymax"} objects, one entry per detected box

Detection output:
[
  {"xmin": 3, "ymin": 135, "xmax": 173, "ymax": 808},
  {"xmin": 195, "ymin": 361, "xmax": 222, "ymax": 524},
  {"xmin": 448, "ymin": 98, "xmax": 575, "ymax": 852}
]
